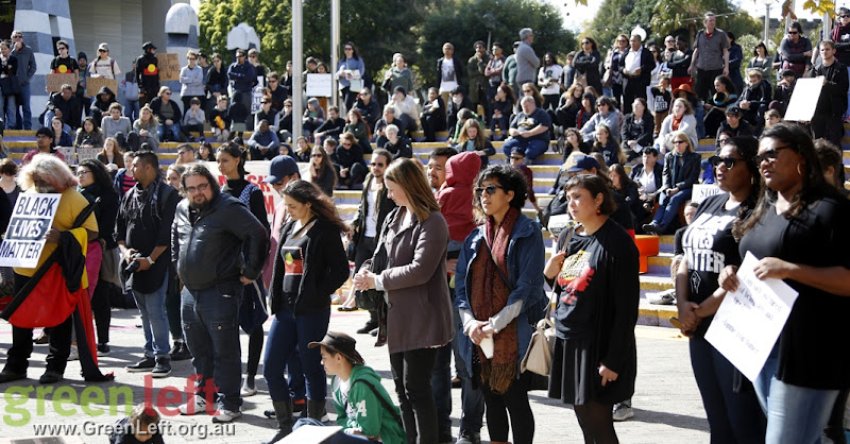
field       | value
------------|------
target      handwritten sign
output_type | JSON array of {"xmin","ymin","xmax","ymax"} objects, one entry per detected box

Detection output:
[
  {"xmin": 705, "ymin": 252, "xmax": 799, "ymax": 381},
  {"xmin": 56, "ymin": 147, "xmax": 75, "ymax": 163},
  {"xmin": 306, "ymin": 73, "xmax": 333, "ymax": 97},
  {"xmin": 86, "ymin": 76, "xmax": 118, "ymax": 98},
  {"xmin": 77, "ymin": 148, "xmax": 100, "ymax": 163},
  {"xmin": 784, "ymin": 77, "xmax": 824, "ymax": 122},
  {"xmin": 46, "ymin": 73, "xmax": 78, "ymax": 93},
  {"xmin": 156, "ymin": 53, "xmax": 181, "ymax": 81},
  {"xmin": 202, "ymin": 161, "xmax": 308, "ymax": 222},
  {"xmin": 691, "ymin": 184, "xmax": 724, "ymax": 204},
  {"xmin": 0, "ymin": 194, "xmax": 61, "ymax": 268}
]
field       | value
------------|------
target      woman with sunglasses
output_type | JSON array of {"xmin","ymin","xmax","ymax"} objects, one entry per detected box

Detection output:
[
  {"xmin": 180, "ymin": 50, "xmax": 205, "ymax": 113},
  {"xmin": 454, "ymin": 164, "xmax": 544, "ymax": 444},
  {"xmin": 353, "ymin": 158, "xmax": 453, "ymax": 444},
  {"xmin": 573, "ymin": 37, "xmax": 603, "ymax": 95},
  {"xmin": 656, "ymin": 98, "xmax": 698, "ymax": 152},
  {"xmin": 336, "ymin": 42, "xmax": 365, "ymax": 112},
  {"xmin": 719, "ymin": 122, "xmax": 850, "ymax": 442},
  {"xmin": 545, "ymin": 173, "xmax": 640, "ymax": 444},
  {"xmin": 675, "ymin": 136, "xmax": 766, "ymax": 443},
  {"xmin": 643, "ymin": 130, "xmax": 700, "ymax": 235},
  {"xmin": 580, "ymin": 95, "xmax": 622, "ymax": 145},
  {"xmin": 309, "ymin": 146, "xmax": 336, "ymax": 197}
]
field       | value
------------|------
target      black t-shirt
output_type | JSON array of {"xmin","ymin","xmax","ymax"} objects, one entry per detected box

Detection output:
[
  {"xmin": 510, "ymin": 108, "xmax": 552, "ymax": 141},
  {"xmin": 684, "ymin": 194, "xmax": 742, "ymax": 306},
  {"xmin": 51, "ymin": 56, "xmax": 78, "ymax": 74},
  {"xmin": 738, "ymin": 195, "xmax": 850, "ymax": 389}
]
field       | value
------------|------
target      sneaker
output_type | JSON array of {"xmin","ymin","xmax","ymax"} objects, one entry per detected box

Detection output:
[
  {"xmin": 97, "ymin": 344, "xmax": 111, "ymax": 356},
  {"xmin": 451, "ymin": 376, "xmax": 462, "ymax": 389},
  {"xmin": 126, "ymin": 356, "xmax": 156, "ymax": 373},
  {"xmin": 612, "ymin": 401, "xmax": 634, "ymax": 421},
  {"xmin": 179, "ymin": 395, "xmax": 208, "ymax": 415},
  {"xmin": 151, "ymin": 357, "xmax": 172, "ymax": 378},
  {"xmin": 67, "ymin": 345, "xmax": 79, "ymax": 361},
  {"xmin": 212, "ymin": 409, "xmax": 242, "ymax": 423},
  {"xmin": 241, "ymin": 379, "xmax": 257, "ymax": 397},
  {"xmin": 356, "ymin": 322, "xmax": 377, "ymax": 334},
  {"xmin": 647, "ymin": 289, "xmax": 676, "ymax": 306},
  {"xmin": 456, "ymin": 432, "xmax": 481, "ymax": 444},
  {"xmin": 170, "ymin": 342, "xmax": 192, "ymax": 361},
  {"xmin": 38, "ymin": 371, "xmax": 63, "ymax": 384}
]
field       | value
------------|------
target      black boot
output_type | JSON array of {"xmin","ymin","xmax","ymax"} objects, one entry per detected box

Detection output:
[
  {"xmin": 305, "ymin": 399, "xmax": 327, "ymax": 422},
  {"xmin": 263, "ymin": 401, "xmax": 293, "ymax": 444}
]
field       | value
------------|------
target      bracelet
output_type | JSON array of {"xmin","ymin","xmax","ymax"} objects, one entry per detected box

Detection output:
[{"xmin": 145, "ymin": 256, "xmax": 155, "ymax": 265}]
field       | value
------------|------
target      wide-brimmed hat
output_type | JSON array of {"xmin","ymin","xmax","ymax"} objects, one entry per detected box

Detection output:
[
  {"xmin": 308, "ymin": 332, "xmax": 365, "ymax": 365},
  {"xmin": 673, "ymin": 83, "xmax": 695, "ymax": 96}
]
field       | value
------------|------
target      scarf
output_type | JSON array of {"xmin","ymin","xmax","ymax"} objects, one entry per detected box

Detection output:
[
  {"xmin": 469, "ymin": 207, "xmax": 520, "ymax": 394},
  {"xmin": 671, "ymin": 114, "xmax": 682, "ymax": 131}
]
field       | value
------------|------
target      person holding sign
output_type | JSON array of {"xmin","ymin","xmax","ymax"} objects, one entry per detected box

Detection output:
[
  {"xmin": 544, "ymin": 173, "xmax": 640, "ymax": 444},
  {"xmin": 719, "ymin": 122, "xmax": 850, "ymax": 443},
  {"xmin": 675, "ymin": 136, "xmax": 766, "ymax": 443}
]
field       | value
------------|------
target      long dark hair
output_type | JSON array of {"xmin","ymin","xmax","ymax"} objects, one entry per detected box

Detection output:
[
  {"xmin": 78, "ymin": 158, "xmax": 116, "ymax": 198},
  {"xmin": 216, "ymin": 141, "xmax": 248, "ymax": 177},
  {"xmin": 719, "ymin": 137, "xmax": 761, "ymax": 239},
  {"xmin": 283, "ymin": 180, "xmax": 349, "ymax": 233},
  {"xmin": 476, "ymin": 164, "xmax": 527, "ymax": 210},
  {"xmin": 736, "ymin": 123, "xmax": 834, "ymax": 237},
  {"xmin": 310, "ymin": 146, "xmax": 337, "ymax": 190}
]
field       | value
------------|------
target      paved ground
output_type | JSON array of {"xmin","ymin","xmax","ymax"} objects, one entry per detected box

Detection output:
[{"xmin": 0, "ymin": 308, "xmax": 710, "ymax": 443}]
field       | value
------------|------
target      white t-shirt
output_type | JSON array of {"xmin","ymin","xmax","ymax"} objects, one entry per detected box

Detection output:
[
  {"xmin": 365, "ymin": 187, "xmax": 379, "ymax": 237},
  {"xmin": 538, "ymin": 64, "xmax": 563, "ymax": 95},
  {"xmin": 639, "ymin": 168, "xmax": 658, "ymax": 194},
  {"xmin": 439, "ymin": 58, "xmax": 458, "ymax": 94}
]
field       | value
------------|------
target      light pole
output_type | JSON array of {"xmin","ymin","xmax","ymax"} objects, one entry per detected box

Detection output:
[
  {"xmin": 292, "ymin": 0, "xmax": 303, "ymax": 142},
  {"xmin": 331, "ymin": 0, "xmax": 340, "ymax": 108}
]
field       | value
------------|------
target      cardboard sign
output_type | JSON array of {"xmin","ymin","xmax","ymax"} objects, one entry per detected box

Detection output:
[
  {"xmin": 0, "ymin": 193, "xmax": 61, "ymax": 268},
  {"xmin": 156, "ymin": 53, "xmax": 181, "ymax": 81},
  {"xmin": 306, "ymin": 73, "xmax": 333, "ymax": 97},
  {"xmin": 784, "ymin": 77, "xmax": 824, "ymax": 122},
  {"xmin": 77, "ymin": 148, "xmax": 100, "ymax": 163},
  {"xmin": 45, "ymin": 73, "xmax": 77, "ymax": 93},
  {"xmin": 55, "ymin": 147, "xmax": 75, "ymax": 163},
  {"xmin": 691, "ymin": 184, "xmax": 724, "ymax": 204},
  {"xmin": 86, "ymin": 77, "xmax": 118, "ymax": 98},
  {"xmin": 705, "ymin": 252, "xmax": 799, "ymax": 381}
]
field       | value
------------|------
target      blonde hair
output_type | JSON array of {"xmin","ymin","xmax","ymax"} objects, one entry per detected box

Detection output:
[
  {"xmin": 669, "ymin": 130, "xmax": 695, "ymax": 152},
  {"xmin": 18, "ymin": 153, "xmax": 77, "ymax": 192},
  {"xmin": 384, "ymin": 158, "xmax": 440, "ymax": 221}
]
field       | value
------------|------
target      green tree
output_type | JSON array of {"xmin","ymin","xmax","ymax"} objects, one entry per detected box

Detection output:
[
  {"xmin": 587, "ymin": 0, "xmax": 656, "ymax": 49},
  {"xmin": 650, "ymin": 0, "xmax": 761, "ymax": 45}
]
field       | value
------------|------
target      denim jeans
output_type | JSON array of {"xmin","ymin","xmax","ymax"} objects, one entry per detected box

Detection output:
[
  {"xmin": 754, "ymin": 346, "xmax": 839, "ymax": 444},
  {"xmin": 263, "ymin": 308, "xmax": 330, "ymax": 402},
  {"xmin": 0, "ymin": 94, "xmax": 15, "ymax": 128},
  {"xmin": 431, "ymin": 342, "xmax": 453, "ymax": 441},
  {"xmin": 689, "ymin": 335, "xmax": 765, "ymax": 444},
  {"xmin": 132, "ymin": 275, "xmax": 171, "ymax": 358},
  {"xmin": 15, "ymin": 83, "xmax": 31, "ymax": 129},
  {"xmin": 158, "ymin": 122, "xmax": 182, "ymax": 142},
  {"xmin": 390, "ymin": 347, "xmax": 439, "ymax": 444},
  {"xmin": 652, "ymin": 188, "xmax": 692, "ymax": 233},
  {"xmin": 502, "ymin": 137, "xmax": 549, "ymax": 161},
  {"xmin": 181, "ymin": 284, "xmax": 243, "ymax": 411},
  {"xmin": 124, "ymin": 99, "xmax": 140, "ymax": 121}
]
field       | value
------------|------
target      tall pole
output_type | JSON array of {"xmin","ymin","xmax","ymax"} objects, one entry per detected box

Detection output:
[
  {"xmin": 331, "ymin": 0, "xmax": 340, "ymax": 108},
  {"xmin": 764, "ymin": 3, "xmax": 770, "ymax": 44},
  {"xmin": 292, "ymin": 0, "xmax": 303, "ymax": 142}
]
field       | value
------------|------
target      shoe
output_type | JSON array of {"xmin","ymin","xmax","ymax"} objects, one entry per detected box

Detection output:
[
  {"xmin": 212, "ymin": 408, "xmax": 242, "ymax": 423},
  {"xmin": 304, "ymin": 399, "xmax": 329, "ymax": 422},
  {"xmin": 0, "ymin": 370, "xmax": 26, "ymax": 384},
  {"xmin": 356, "ymin": 322, "xmax": 378, "ymax": 334},
  {"xmin": 642, "ymin": 223, "xmax": 659, "ymax": 235},
  {"xmin": 126, "ymin": 356, "xmax": 156, "ymax": 373},
  {"xmin": 451, "ymin": 376, "xmax": 462, "ymax": 389},
  {"xmin": 292, "ymin": 397, "xmax": 306, "ymax": 413},
  {"xmin": 151, "ymin": 357, "xmax": 172, "ymax": 378},
  {"xmin": 647, "ymin": 289, "xmax": 676, "ymax": 305},
  {"xmin": 39, "ymin": 371, "xmax": 63, "ymax": 384},
  {"xmin": 370, "ymin": 327, "xmax": 378, "ymax": 337},
  {"xmin": 170, "ymin": 341, "xmax": 192, "ymax": 361},
  {"xmin": 179, "ymin": 394, "xmax": 208, "ymax": 415},
  {"xmin": 241, "ymin": 379, "xmax": 257, "ymax": 397},
  {"xmin": 456, "ymin": 432, "xmax": 482, "ymax": 444},
  {"xmin": 67, "ymin": 345, "xmax": 79, "ymax": 361},
  {"xmin": 97, "ymin": 344, "xmax": 111, "ymax": 356},
  {"xmin": 337, "ymin": 306, "xmax": 358, "ymax": 312},
  {"xmin": 33, "ymin": 331, "xmax": 49, "ymax": 344},
  {"xmin": 612, "ymin": 401, "xmax": 634, "ymax": 421}
]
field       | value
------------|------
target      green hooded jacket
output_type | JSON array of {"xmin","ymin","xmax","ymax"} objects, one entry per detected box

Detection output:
[{"xmin": 332, "ymin": 364, "xmax": 406, "ymax": 444}]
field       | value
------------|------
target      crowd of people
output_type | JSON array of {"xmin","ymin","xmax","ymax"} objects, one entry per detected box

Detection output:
[{"xmin": 0, "ymin": 11, "xmax": 848, "ymax": 444}]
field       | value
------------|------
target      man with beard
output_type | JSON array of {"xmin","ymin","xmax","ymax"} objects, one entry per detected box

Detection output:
[{"xmin": 172, "ymin": 164, "xmax": 268, "ymax": 423}]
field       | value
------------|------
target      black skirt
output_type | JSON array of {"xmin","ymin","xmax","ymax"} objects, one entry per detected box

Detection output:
[{"xmin": 548, "ymin": 336, "xmax": 635, "ymax": 406}]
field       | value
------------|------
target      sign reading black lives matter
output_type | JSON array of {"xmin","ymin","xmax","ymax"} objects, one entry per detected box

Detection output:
[{"xmin": 0, "ymin": 193, "xmax": 61, "ymax": 268}]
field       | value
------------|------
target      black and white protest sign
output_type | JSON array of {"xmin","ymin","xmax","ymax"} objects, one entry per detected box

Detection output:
[{"xmin": 0, "ymin": 193, "xmax": 61, "ymax": 268}]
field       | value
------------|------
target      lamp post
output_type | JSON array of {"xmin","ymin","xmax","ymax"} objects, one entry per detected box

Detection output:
[{"xmin": 292, "ymin": 0, "xmax": 303, "ymax": 142}]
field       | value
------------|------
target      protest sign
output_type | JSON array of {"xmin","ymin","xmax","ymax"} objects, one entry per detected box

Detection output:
[
  {"xmin": 306, "ymin": 73, "xmax": 333, "ymax": 97},
  {"xmin": 77, "ymin": 148, "xmax": 100, "ymax": 163},
  {"xmin": 46, "ymin": 73, "xmax": 77, "ymax": 93},
  {"xmin": 784, "ymin": 77, "xmax": 824, "ymax": 122},
  {"xmin": 86, "ymin": 76, "xmax": 118, "ymax": 98},
  {"xmin": 691, "ymin": 184, "xmax": 724, "ymax": 204},
  {"xmin": 156, "ymin": 53, "xmax": 181, "ymax": 81},
  {"xmin": 705, "ymin": 252, "xmax": 799, "ymax": 381},
  {"xmin": 0, "ymin": 193, "xmax": 61, "ymax": 268}
]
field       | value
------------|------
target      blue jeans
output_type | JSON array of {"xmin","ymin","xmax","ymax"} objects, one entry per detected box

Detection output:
[
  {"xmin": 181, "ymin": 284, "xmax": 243, "ymax": 411},
  {"xmin": 124, "ymin": 99, "xmax": 140, "ymax": 121},
  {"xmin": 689, "ymin": 335, "xmax": 765, "ymax": 444},
  {"xmin": 652, "ymin": 188, "xmax": 692, "ymax": 233},
  {"xmin": 132, "ymin": 276, "xmax": 171, "ymax": 358},
  {"xmin": 502, "ymin": 137, "xmax": 549, "ymax": 161},
  {"xmin": 158, "ymin": 122, "xmax": 182, "ymax": 141},
  {"xmin": 754, "ymin": 346, "xmax": 839, "ymax": 444},
  {"xmin": 431, "ymin": 342, "xmax": 453, "ymax": 441},
  {"xmin": 263, "ymin": 308, "xmax": 330, "ymax": 402},
  {"xmin": 15, "ymin": 83, "xmax": 31, "ymax": 130},
  {"xmin": 451, "ymin": 299, "xmax": 485, "ymax": 434},
  {"xmin": 0, "ymin": 94, "xmax": 15, "ymax": 128}
]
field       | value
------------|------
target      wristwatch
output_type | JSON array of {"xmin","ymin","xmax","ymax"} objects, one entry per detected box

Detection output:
[{"xmin": 145, "ymin": 256, "xmax": 155, "ymax": 265}]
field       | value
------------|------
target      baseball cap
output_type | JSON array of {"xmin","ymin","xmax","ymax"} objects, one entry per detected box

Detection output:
[
  {"xmin": 98, "ymin": 43, "xmax": 109, "ymax": 52},
  {"xmin": 264, "ymin": 155, "xmax": 299, "ymax": 184},
  {"xmin": 567, "ymin": 154, "xmax": 600, "ymax": 173},
  {"xmin": 725, "ymin": 106, "xmax": 741, "ymax": 116},
  {"xmin": 307, "ymin": 331, "xmax": 365, "ymax": 365}
]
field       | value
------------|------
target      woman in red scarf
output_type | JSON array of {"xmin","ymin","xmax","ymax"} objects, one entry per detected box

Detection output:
[{"xmin": 455, "ymin": 165, "xmax": 546, "ymax": 444}]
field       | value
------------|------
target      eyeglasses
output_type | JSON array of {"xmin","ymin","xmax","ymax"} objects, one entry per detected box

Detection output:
[
  {"xmin": 711, "ymin": 156, "xmax": 738, "ymax": 169},
  {"xmin": 311, "ymin": 154, "xmax": 323, "ymax": 158},
  {"xmin": 12, "ymin": 35, "xmax": 22, "ymax": 39},
  {"xmin": 474, "ymin": 185, "xmax": 503, "ymax": 197},
  {"xmin": 841, "ymin": 15, "xmax": 850, "ymax": 18},
  {"xmin": 164, "ymin": 92, "xmax": 171, "ymax": 95},
  {"xmin": 369, "ymin": 162, "xmax": 386, "ymax": 167},
  {"xmin": 582, "ymin": 41, "xmax": 590, "ymax": 45},
  {"xmin": 673, "ymin": 140, "xmax": 688, "ymax": 145},
  {"xmin": 756, "ymin": 145, "xmax": 791, "ymax": 163},
  {"xmin": 76, "ymin": 170, "xmax": 91, "ymax": 176},
  {"xmin": 184, "ymin": 183, "xmax": 210, "ymax": 194}
]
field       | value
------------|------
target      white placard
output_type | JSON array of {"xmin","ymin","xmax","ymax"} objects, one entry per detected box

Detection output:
[
  {"xmin": 77, "ymin": 148, "xmax": 100, "ymax": 163},
  {"xmin": 783, "ymin": 77, "xmax": 824, "ymax": 122},
  {"xmin": 306, "ymin": 73, "xmax": 333, "ymax": 97},
  {"xmin": 691, "ymin": 184, "xmax": 724, "ymax": 204},
  {"xmin": 279, "ymin": 424, "xmax": 343, "ymax": 443},
  {"xmin": 0, "ymin": 193, "xmax": 62, "ymax": 268},
  {"xmin": 705, "ymin": 251, "xmax": 799, "ymax": 381}
]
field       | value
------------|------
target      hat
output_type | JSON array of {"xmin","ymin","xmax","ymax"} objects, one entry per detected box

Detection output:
[
  {"xmin": 673, "ymin": 84, "xmax": 695, "ymax": 96},
  {"xmin": 308, "ymin": 332, "xmax": 365, "ymax": 365},
  {"xmin": 264, "ymin": 155, "xmax": 299, "ymax": 184},
  {"xmin": 35, "ymin": 127, "xmax": 54, "ymax": 138},
  {"xmin": 840, "ymin": 7, "xmax": 850, "ymax": 16},
  {"xmin": 725, "ymin": 106, "xmax": 741, "ymax": 116},
  {"xmin": 77, "ymin": 52, "xmax": 88, "ymax": 61},
  {"xmin": 567, "ymin": 154, "xmax": 600, "ymax": 173},
  {"xmin": 519, "ymin": 28, "xmax": 534, "ymax": 39},
  {"xmin": 97, "ymin": 42, "xmax": 109, "ymax": 52},
  {"xmin": 142, "ymin": 41, "xmax": 156, "ymax": 51},
  {"xmin": 510, "ymin": 147, "xmax": 526, "ymax": 158}
]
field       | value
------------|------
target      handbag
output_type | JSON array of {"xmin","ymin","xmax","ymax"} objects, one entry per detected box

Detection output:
[
  {"xmin": 521, "ymin": 318, "xmax": 556, "ymax": 376},
  {"xmin": 239, "ymin": 280, "xmax": 268, "ymax": 334}
]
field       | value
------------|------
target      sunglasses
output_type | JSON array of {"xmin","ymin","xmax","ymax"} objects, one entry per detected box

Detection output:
[
  {"xmin": 841, "ymin": 15, "xmax": 850, "ymax": 18},
  {"xmin": 711, "ymin": 156, "xmax": 738, "ymax": 169},
  {"xmin": 474, "ymin": 185, "xmax": 503, "ymax": 197},
  {"xmin": 787, "ymin": 31, "xmax": 799, "ymax": 35},
  {"xmin": 756, "ymin": 146, "xmax": 791, "ymax": 163},
  {"xmin": 673, "ymin": 140, "xmax": 688, "ymax": 145},
  {"xmin": 311, "ymin": 154, "xmax": 323, "ymax": 158}
]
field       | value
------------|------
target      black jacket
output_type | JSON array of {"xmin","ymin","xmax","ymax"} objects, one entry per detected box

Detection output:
[
  {"xmin": 661, "ymin": 151, "xmax": 701, "ymax": 191},
  {"xmin": 149, "ymin": 97, "xmax": 182, "ymax": 124},
  {"xmin": 436, "ymin": 56, "xmax": 465, "ymax": 89},
  {"xmin": 171, "ymin": 192, "xmax": 268, "ymax": 291},
  {"xmin": 619, "ymin": 47, "xmax": 656, "ymax": 89},
  {"xmin": 810, "ymin": 60, "xmax": 849, "ymax": 116},
  {"xmin": 135, "ymin": 52, "xmax": 160, "ymax": 93},
  {"xmin": 49, "ymin": 92, "xmax": 83, "ymax": 129},
  {"xmin": 351, "ymin": 175, "xmax": 397, "ymax": 247},
  {"xmin": 629, "ymin": 162, "xmax": 663, "ymax": 192},
  {"xmin": 620, "ymin": 112, "xmax": 655, "ymax": 152},
  {"xmin": 269, "ymin": 218, "xmax": 348, "ymax": 315}
]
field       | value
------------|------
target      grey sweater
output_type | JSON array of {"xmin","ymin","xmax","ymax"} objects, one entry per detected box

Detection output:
[
  {"xmin": 100, "ymin": 116, "xmax": 132, "ymax": 138},
  {"xmin": 515, "ymin": 42, "xmax": 540, "ymax": 84}
]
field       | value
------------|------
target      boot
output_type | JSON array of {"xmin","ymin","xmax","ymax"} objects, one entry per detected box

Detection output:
[
  {"xmin": 305, "ymin": 399, "xmax": 327, "ymax": 422},
  {"xmin": 263, "ymin": 401, "xmax": 293, "ymax": 444}
]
